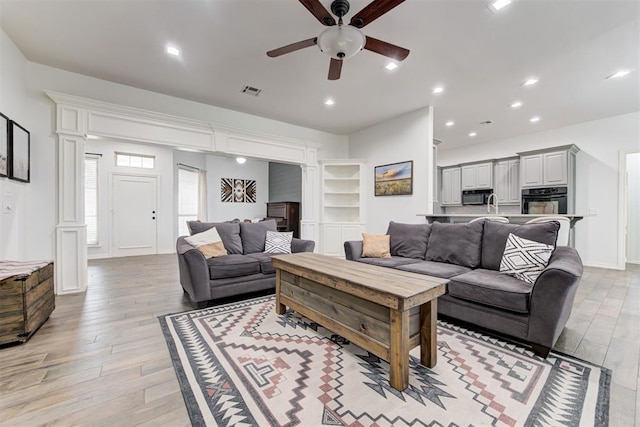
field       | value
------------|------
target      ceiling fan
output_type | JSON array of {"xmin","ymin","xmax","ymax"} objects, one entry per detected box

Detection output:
[{"xmin": 267, "ymin": 0, "xmax": 409, "ymax": 80}]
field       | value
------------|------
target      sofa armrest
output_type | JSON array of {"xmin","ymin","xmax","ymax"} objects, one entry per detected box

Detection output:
[
  {"xmin": 527, "ymin": 246, "xmax": 583, "ymax": 349},
  {"xmin": 291, "ymin": 238, "xmax": 315, "ymax": 253},
  {"xmin": 176, "ymin": 236, "xmax": 211, "ymax": 303},
  {"xmin": 344, "ymin": 241, "xmax": 363, "ymax": 261}
]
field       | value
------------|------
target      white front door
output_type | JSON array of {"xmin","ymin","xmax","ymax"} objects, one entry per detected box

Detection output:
[{"xmin": 112, "ymin": 174, "xmax": 158, "ymax": 257}]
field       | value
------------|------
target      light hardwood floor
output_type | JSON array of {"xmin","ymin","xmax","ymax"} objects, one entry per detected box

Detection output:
[{"xmin": 0, "ymin": 255, "xmax": 638, "ymax": 426}]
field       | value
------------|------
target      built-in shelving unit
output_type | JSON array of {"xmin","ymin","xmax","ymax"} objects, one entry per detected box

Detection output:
[{"xmin": 320, "ymin": 160, "xmax": 366, "ymax": 257}]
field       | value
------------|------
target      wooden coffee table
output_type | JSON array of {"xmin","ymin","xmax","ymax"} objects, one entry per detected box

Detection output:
[{"xmin": 270, "ymin": 253, "xmax": 448, "ymax": 391}]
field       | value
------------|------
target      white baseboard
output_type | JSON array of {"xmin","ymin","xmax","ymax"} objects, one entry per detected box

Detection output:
[
  {"xmin": 88, "ymin": 250, "xmax": 176, "ymax": 260},
  {"xmin": 626, "ymin": 259, "xmax": 640, "ymax": 265},
  {"xmin": 582, "ymin": 261, "xmax": 624, "ymax": 271}
]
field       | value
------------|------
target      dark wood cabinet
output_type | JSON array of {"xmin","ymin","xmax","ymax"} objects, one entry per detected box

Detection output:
[{"xmin": 266, "ymin": 202, "xmax": 300, "ymax": 238}]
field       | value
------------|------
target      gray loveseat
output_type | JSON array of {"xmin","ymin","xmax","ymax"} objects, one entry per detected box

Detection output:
[
  {"xmin": 344, "ymin": 220, "xmax": 583, "ymax": 358},
  {"xmin": 177, "ymin": 219, "xmax": 315, "ymax": 308}
]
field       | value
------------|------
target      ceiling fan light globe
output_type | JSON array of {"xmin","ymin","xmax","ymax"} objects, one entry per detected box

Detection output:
[{"xmin": 317, "ymin": 26, "xmax": 365, "ymax": 60}]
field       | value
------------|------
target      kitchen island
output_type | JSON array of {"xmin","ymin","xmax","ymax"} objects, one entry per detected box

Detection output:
[{"xmin": 418, "ymin": 214, "xmax": 584, "ymax": 227}]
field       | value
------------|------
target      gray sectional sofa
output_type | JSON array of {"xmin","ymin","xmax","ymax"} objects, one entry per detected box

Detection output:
[
  {"xmin": 177, "ymin": 219, "xmax": 315, "ymax": 308},
  {"xmin": 344, "ymin": 220, "xmax": 583, "ymax": 358}
]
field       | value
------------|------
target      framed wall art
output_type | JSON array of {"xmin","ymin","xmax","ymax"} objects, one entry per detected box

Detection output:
[
  {"xmin": 221, "ymin": 178, "xmax": 257, "ymax": 203},
  {"xmin": 374, "ymin": 160, "xmax": 413, "ymax": 196},
  {"xmin": 0, "ymin": 113, "xmax": 8, "ymax": 178},
  {"xmin": 9, "ymin": 120, "xmax": 30, "ymax": 183}
]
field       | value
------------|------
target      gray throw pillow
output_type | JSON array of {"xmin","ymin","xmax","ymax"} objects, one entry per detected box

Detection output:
[
  {"xmin": 240, "ymin": 219, "xmax": 278, "ymax": 254},
  {"xmin": 425, "ymin": 221, "xmax": 484, "ymax": 268},
  {"xmin": 186, "ymin": 220, "xmax": 243, "ymax": 254},
  {"xmin": 481, "ymin": 220, "xmax": 559, "ymax": 271},
  {"xmin": 386, "ymin": 221, "xmax": 431, "ymax": 259}
]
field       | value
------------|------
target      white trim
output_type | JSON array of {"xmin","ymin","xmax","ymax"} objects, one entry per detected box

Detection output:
[
  {"xmin": 583, "ymin": 261, "xmax": 622, "ymax": 270},
  {"xmin": 617, "ymin": 147, "xmax": 640, "ymax": 270}
]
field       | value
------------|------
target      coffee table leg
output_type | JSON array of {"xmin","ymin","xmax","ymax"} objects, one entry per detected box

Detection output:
[
  {"xmin": 389, "ymin": 308, "xmax": 410, "ymax": 391},
  {"xmin": 275, "ymin": 269, "xmax": 286, "ymax": 315},
  {"xmin": 420, "ymin": 299, "xmax": 437, "ymax": 368}
]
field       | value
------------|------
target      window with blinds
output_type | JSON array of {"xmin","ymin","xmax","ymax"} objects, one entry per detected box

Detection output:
[
  {"xmin": 178, "ymin": 167, "xmax": 199, "ymax": 236},
  {"xmin": 85, "ymin": 156, "xmax": 99, "ymax": 245}
]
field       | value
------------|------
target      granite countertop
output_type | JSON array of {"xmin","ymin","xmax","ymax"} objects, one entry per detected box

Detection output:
[{"xmin": 417, "ymin": 214, "xmax": 585, "ymax": 218}]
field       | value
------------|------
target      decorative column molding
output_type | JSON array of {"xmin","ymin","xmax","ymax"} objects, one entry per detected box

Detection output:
[
  {"xmin": 55, "ymin": 103, "xmax": 88, "ymax": 294},
  {"xmin": 300, "ymin": 162, "xmax": 319, "ymax": 246}
]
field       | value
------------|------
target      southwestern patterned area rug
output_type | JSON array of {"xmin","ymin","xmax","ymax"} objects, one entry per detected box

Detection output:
[{"xmin": 159, "ymin": 295, "xmax": 610, "ymax": 427}]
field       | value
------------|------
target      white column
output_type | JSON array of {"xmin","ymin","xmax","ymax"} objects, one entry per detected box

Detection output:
[
  {"xmin": 54, "ymin": 105, "xmax": 88, "ymax": 294},
  {"xmin": 300, "ymin": 163, "xmax": 319, "ymax": 247}
]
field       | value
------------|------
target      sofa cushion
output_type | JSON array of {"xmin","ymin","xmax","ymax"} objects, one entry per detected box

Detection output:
[
  {"xmin": 396, "ymin": 260, "xmax": 472, "ymax": 279},
  {"xmin": 207, "ymin": 254, "xmax": 261, "ymax": 279},
  {"xmin": 240, "ymin": 219, "xmax": 278, "ymax": 254},
  {"xmin": 355, "ymin": 257, "xmax": 421, "ymax": 268},
  {"xmin": 500, "ymin": 233, "xmax": 554, "ymax": 284},
  {"xmin": 447, "ymin": 269, "xmax": 534, "ymax": 314},
  {"xmin": 264, "ymin": 231, "xmax": 293, "ymax": 254},
  {"xmin": 184, "ymin": 227, "xmax": 228, "ymax": 259},
  {"xmin": 386, "ymin": 221, "xmax": 431, "ymax": 259},
  {"xmin": 362, "ymin": 233, "xmax": 391, "ymax": 258},
  {"xmin": 425, "ymin": 221, "xmax": 484, "ymax": 268},
  {"xmin": 246, "ymin": 252, "xmax": 276, "ymax": 275},
  {"xmin": 187, "ymin": 220, "xmax": 243, "ymax": 255},
  {"xmin": 481, "ymin": 220, "xmax": 559, "ymax": 271}
]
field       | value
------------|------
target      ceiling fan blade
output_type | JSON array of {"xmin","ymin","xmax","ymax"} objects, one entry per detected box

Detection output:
[
  {"xmin": 364, "ymin": 36, "xmax": 409, "ymax": 61},
  {"xmin": 299, "ymin": 0, "xmax": 336, "ymax": 26},
  {"xmin": 267, "ymin": 37, "xmax": 318, "ymax": 58},
  {"xmin": 328, "ymin": 58, "xmax": 343, "ymax": 80},
  {"xmin": 350, "ymin": 0, "xmax": 406, "ymax": 28}
]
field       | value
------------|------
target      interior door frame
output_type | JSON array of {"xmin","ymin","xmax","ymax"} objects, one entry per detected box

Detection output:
[
  {"xmin": 109, "ymin": 172, "xmax": 159, "ymax": 257},
  {"xmin": 617, "ymin": 147, "xmax": 640, "ymax": 270}
]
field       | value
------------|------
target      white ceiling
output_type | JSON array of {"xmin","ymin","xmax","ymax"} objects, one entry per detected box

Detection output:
[{"xmin": 1, "ymin": 0, "xmax": 639, "ymax": 149}]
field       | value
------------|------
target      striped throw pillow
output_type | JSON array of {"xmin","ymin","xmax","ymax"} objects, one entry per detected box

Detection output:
[{"xmin": 264, "ymin": 231, "xmax": 293, "ymax": 254}]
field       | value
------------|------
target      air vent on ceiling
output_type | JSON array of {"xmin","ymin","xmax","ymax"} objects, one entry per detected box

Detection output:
[
  {"xmin": 241, "ymin": 85, "xmax": 262, "ymax": 96},
  {"xmin": 480, "ymin": 120, "xmax": 493, "ymax": 125}
]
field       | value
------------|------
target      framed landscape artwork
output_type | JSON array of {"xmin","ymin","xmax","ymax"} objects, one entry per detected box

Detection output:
[
  {"xmin": 9, "ymin": 120, "xmax": 30, "ymax": 183},
  {"xmin": 374, "ymin": 160, "xmax": 413, "ymax": 196},
  {"xmin": 0, "ymin": 113, "xmax": 8, "ymax": 178}
]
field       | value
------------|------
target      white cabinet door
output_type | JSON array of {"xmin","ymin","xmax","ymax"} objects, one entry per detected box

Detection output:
[
  {"xmin": 321, "ymin": 224, "xmax": 343, "ymax": 257},
  {"xmin": 543, "ymin": 151, "xmax": 568, "ymax": 185},
  {"xmin": 521, "ymin": 154, "xmax": 544, "ymax": 187},
  {"xmin": 461, "ymin": 166, "xmax": 476, "ymax": 190},
  {"xmin": 441, "ymin": 168, "xmax": 452, "ymax": 205},
  {"xmin": 476, "ymin": 163, "xmax": 493, "ymax": 189},
  {"xmin": 451, "ymin": 168, "xmax": 462, "ymax": 205},
  {"xmin": 494, "ymin": 161, "xmax": 510, "ymax": 203},
  {"xmin": 508, "ymin": 160, "xmax": 520, "ymax": 203}
]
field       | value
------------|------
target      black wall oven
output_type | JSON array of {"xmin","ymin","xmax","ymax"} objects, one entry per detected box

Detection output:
[{"xmin": 521, "ymin": 187, "xmax": 568, "ymax": 214}]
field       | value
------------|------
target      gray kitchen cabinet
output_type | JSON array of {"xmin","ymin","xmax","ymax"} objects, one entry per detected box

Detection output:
[
  {"xmin": 461, "ymin": 162, "xmax": 493, "ymax": 190},
  {"xmin": 494, "ymin": 158, "xmax": 520, "ymax": 204},
  {"xmin": 441, "ymin": 167, "xmax": 461, "ymax": 205},
  {"xmin": 520, "ymin": 145, "xmax": 578, "ymax": 188}
]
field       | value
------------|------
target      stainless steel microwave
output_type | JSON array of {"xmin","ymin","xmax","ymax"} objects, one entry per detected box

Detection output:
[{"xmin": 462, "ymin": 189, "xmax": 493, "ymax": 205}]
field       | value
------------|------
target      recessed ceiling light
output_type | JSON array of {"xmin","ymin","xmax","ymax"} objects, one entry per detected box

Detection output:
[
  {"xmin": 166, "ymin": 46, "xmax": 180, "ymax": 57},
  {"xmin": 530, "ymin": 116, "xmax": 540, "ymax": 123},
  {"xmin": 522, "ymin": 77, "xmax": 538, "ymax": 87},
  {"xmin": 324, "ymin": 98, "xmax": 335, "ymax": 106},
  {"xmin": 488, "ymin": 0, "xmax": 512, "ymax": 12},
  {"xmin": 236, "ymin": 157, "xmax": 247, "ymax": 164},
  {"xmin": 445, "ymin": 121, "xmax": 454, "ymax": 127},
  {"xmin": 385, "ymin": 62, "xmax": 398, "ymax": 71},
  {"xmin": 605, "ymin": 69, "xmax": 632, "ymax": 79},
  {"xmin": 432, "ymin": 86, "xmax": 444, "ymax": 94},
  {"xmin": 469, "ymin": 132, "xmax": 477, "ymax": 137},
  {"xmin": 510, "ymin": 101, "xmax": 523, "ymax": 108}
]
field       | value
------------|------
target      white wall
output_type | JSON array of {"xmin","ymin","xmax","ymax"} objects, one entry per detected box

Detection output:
[
  {"xmin": 627, "ymin": 151, "xmax": 640, "ymax": 264},
  {"xmin": 438, "ymin": 112, "xmax": 640, "ymax": 269},
  {"xmin": 349, "ymin": 107, "xmax": 434, "ymax": 233},
  {"xmin": 0, "ymin": 25, "xmax": 30, "ymax": 260},
  {"xmin": 206, "ymin": 155, "xmax": 269, "ymax": 223},
  {"xmin": 85, "ymin": 140, "xmax": 175, "ymax": 258}
]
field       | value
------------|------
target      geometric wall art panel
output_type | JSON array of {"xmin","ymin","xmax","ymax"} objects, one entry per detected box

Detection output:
[{"xmin": 221, "ymin": 178, "xmax": 257, "ymax": 203}]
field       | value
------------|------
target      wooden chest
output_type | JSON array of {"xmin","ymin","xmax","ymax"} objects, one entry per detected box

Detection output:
[{"xmin": 0, "ymin": 263, "xmax": 55, "ymax": 345}]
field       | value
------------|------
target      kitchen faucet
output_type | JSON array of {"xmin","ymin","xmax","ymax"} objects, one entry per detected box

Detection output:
[{"xmin": 487, "ymin": 193, "xmax": 499, "ymax": 214}]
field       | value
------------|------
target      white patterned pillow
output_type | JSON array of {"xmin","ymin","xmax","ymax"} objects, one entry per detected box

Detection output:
[
  {"xmin": 500, "ymin": 233, "xmax": 554, "ymax": 284},
  {"xmin": 264, "ymin": 231, "xmax": 293, "ymax": 254}
]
